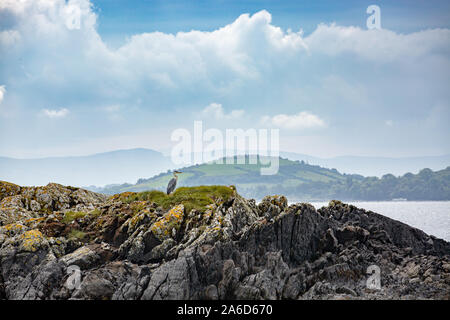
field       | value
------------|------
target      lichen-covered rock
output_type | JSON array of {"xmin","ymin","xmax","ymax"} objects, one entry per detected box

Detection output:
[
  {"xmin": 0, "ymin": 182, "xmax": 448, "ymax": 300},
  {"xmin": 20, "ymin": 229, "xmax": 46, "ymax": 252},
  {"xmin": 0, "ymin": 223, "xmax": 28, "ymax": 237},
  {"xmin": 0, "ymin": 181, "xmax": 21, "ymax": 201},
  {"xmin": 257, "ymin": 195, "xmax": 288, "ymax": 220},
  {"xmin": 150, "ymin": 204, "xmax": 184, "ymax": 242},
  {"xmin": 0, "ymin": 181, "xmax": 108, "ymax": 228}
]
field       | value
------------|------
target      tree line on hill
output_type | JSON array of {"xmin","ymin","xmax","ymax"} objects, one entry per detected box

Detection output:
[{"xmin": 238, "ymin": 167, "xmax": 450, "ymax": 201}]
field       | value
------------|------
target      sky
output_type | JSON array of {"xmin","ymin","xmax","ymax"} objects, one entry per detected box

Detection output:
[{"xmin": 0, "ymin": 0, "xmax": 449, "ymax": 159}]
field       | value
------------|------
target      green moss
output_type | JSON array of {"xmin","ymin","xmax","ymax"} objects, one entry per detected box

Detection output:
[
  {"xmin": 62, "ymin": 211, "xmax": 87, "ymax": 224},
  {"xmin": 67, "ymin": 229, "xmax": 86, "ymax": 240},
  {"xmin": 62, "ymin": 209, "xmax": 102, "ymax": 224},
  {"xmin": 117, "ymin": 185, "xmax": 235, "ymax": 213},
  {"xmin": 89, "ymin": 208, "xmax": 101, "ymax": 218}
]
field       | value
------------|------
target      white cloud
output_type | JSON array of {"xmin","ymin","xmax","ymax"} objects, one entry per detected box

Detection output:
[
  {"xmin": 262, "ymin": 111, "xmax": 325, "ymax": 129},
  {"xmin": 304, "ymin": 23, "xmax": 450, "ymax": 62},
  {"xmin": 103, "ymin": 105, "xmax": 121, "ymax": 113},
  {"xmin": 1, "ymin": 1, "xmax": 448, "ymax": 105},
  {"xmin": 0, "ymin": 85, "xmax": 5, "ymax": 105},
  {"xmin": 385, "ymin": 120, "xmax": 394, "ymax": 126},
  {"xmin": 202, "ymin": 103, "xmax": 244, "ymax": 120},
  {"xmin": 0, "ymin": 1, "xmax": 449, "ymax": 157},
  {"xmin": 41, "ymin": 108, "xmax": 69, "ymax": 118}
]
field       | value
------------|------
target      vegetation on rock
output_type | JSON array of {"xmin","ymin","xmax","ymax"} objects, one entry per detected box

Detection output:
[
  {"xmin": 112, "ymin": 185, "xmax": 235, "ymax": 213},
  {"xmin": 0, "ymin": 180, "xmax": 448, "ymax": 300}
]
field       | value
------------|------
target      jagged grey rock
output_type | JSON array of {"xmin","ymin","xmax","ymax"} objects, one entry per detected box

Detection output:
[{"xmin": 0, "ymin": 182, "xmax": 449, "ymax": 300}]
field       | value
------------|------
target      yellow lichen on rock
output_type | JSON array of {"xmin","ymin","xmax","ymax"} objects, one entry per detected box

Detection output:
[
  {"xmin": 109, "ymin": 192, "xmax": 136, "ymax": 202},
  {"xmin": 266, "ymin": 195, "xmax": 288, "ymax": 208},
  {"xmin": 0, "ymin": 223, "xmax": 27, "ymax": 236},
  {"xmin": 151, "ymin": 204, "xmax": 184, "ymax": 241},
  {"xmin": 20, "ymin": 229, "xmax": 45, "ymax": 252},
  {"xmin": 0, "ymin": 181, "xmax": 21, "ymax": 201},
  {"xmin": 128, "ymin": 209, "xmax": 155, "ymax": 230},
  {"xmin": 23, "ymin": 217, "xmax": 45, "ymax": 228}
]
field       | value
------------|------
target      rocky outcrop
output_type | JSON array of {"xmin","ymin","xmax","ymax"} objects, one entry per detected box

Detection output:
[{"xmin": 0, "ymin": 181, "xmax": 448, "ymax": 300}]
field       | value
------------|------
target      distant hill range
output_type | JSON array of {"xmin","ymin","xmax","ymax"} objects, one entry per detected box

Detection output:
[
  {"xmin": 280, "ymin": 152, "xmax": 450, "ymax": 177},
  {"xmin": 0, "ymin": 148, "xmax": 172, "ymax": 187},
  {"xmin": 92, "ymin": 156, "xmax": 450, "ymax": 201},
  {"xmin": 1, "ymin": 148, "xmax": 449, "ymax": 188}
]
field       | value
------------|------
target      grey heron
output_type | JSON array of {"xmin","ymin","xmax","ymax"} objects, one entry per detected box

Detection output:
[{"xmin": 167, "ymin": 171, "xmax": 182, "ymax": 194}]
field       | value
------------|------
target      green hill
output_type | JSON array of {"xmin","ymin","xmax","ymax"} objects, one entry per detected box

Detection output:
[
  {"xmin": 95, "ymin": 156, "xmax": 351, "ymax": 197},
  {"xmin": 94, "ymin": 156, "xmax": 450, "ymax": 201}
]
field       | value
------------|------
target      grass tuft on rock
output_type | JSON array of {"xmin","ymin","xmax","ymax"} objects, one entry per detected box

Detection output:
[
  {"xmin": 114, "ymin": 185, "xmax": 235, "ymax": 213},
  {"xmin": 62, "ymin": 211, "xmax": 87, "ymax": 224},
  {"xmin": 62, "ymin": 209, "xmax": 101, "ymax": 224},
  {"xmin": 67, "ymin": 229, "xmax": 87, "ymax": 241}
]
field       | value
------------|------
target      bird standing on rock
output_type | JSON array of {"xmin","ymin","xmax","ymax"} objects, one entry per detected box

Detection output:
[{"xmin": 167, "ymin": 171, "xmax": 182, "ymax": 194}]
